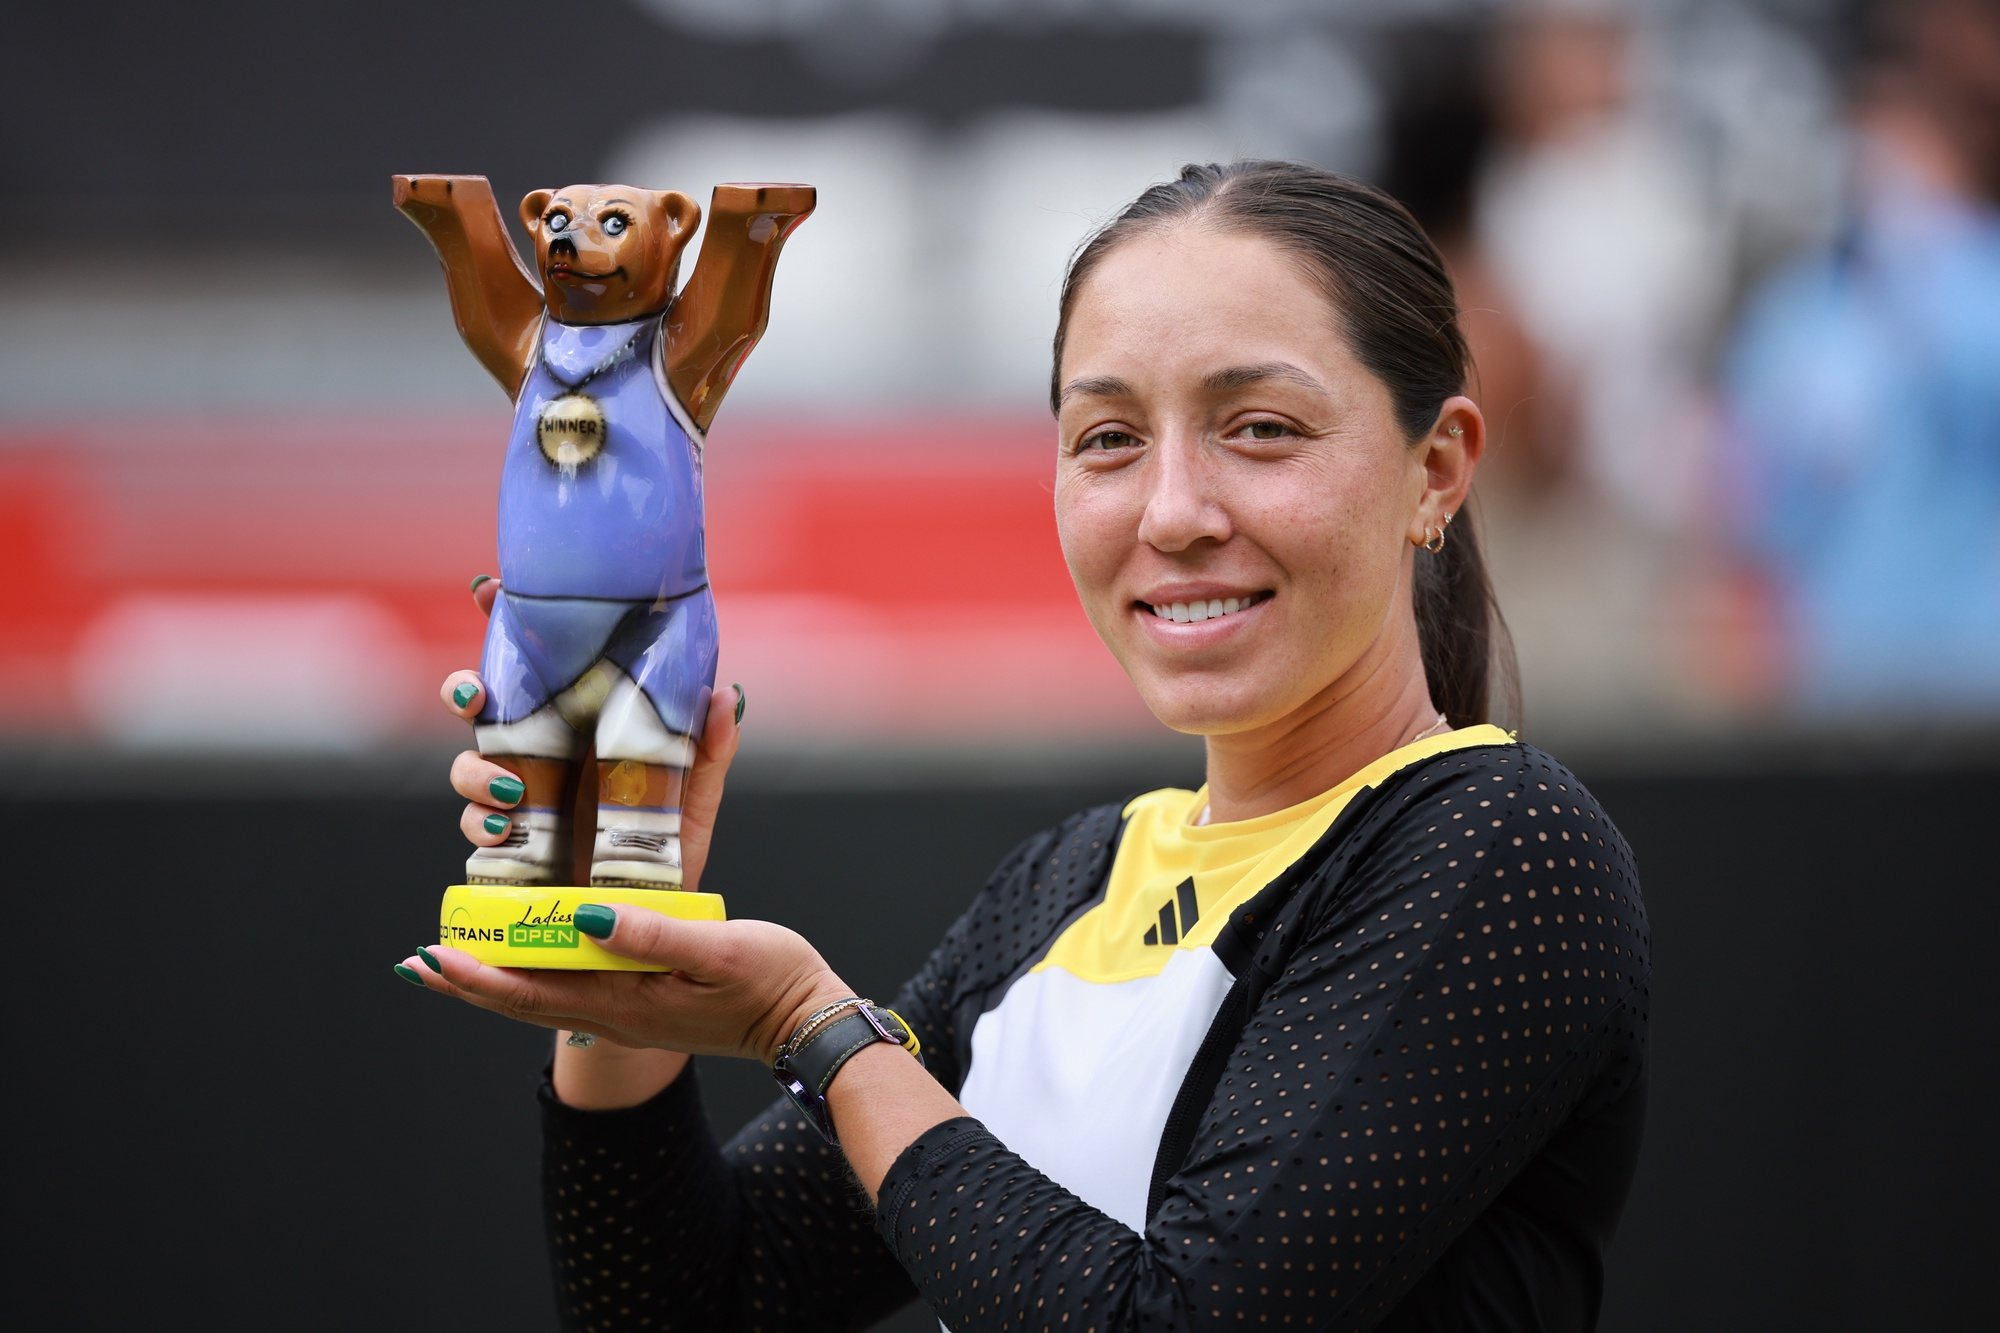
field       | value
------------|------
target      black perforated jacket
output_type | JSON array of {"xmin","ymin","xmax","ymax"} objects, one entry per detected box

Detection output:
[{"xmin": 540, "ymin": 742, "xmax": 1651, "ymax": 1330}]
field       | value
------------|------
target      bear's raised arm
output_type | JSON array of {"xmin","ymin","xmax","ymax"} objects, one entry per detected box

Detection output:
[
  {"xmin": 392, "ymin": 174, "xmax": 544, "ymax": 398},
  {"xmin": 664, "ymin": 183, "xmax": 816, "ymax": 432}
]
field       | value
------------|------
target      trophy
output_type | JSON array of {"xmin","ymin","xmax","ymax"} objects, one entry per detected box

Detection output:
[{"xmin": 394, "ymin": 173, "xmax": 814, "ymax": 969}]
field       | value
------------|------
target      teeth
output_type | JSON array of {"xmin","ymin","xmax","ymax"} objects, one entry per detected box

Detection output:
[{"xmin": 1150, "ymin": 594, "xmax": 1262, "ymax": 623}]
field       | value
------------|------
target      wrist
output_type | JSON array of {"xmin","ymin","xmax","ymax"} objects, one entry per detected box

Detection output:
[
  {"xmin": 551, "ymin": 1041, "xmax": 689, "ymax": 1111},
  {"xmin": 765, "ymin": 976, "xmax": 856, "ymax": 1066},
  {"xmin": 769, "ymin": 998, "xmax": 924, "ymax": 1146}
]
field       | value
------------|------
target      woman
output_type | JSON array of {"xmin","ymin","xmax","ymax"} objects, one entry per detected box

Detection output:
[{"xmin": 397, "ymin": 161, "xmax": 1650, "ymax": 1331}]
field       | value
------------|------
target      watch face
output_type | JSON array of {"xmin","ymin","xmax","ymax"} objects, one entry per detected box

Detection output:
[{"xmin": 774, "ymin": 1066, "xmax": 836, "ymax": 1142}]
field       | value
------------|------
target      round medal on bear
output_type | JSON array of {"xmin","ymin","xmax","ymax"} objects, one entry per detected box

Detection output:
[{"xmin": 537, "ymin": 391, "xmax": 607, "ymax": 466}]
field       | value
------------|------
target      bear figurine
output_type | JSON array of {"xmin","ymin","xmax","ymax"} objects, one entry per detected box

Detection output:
[{"xmin": 395, "ymin": 173, "xmax": 814, "ymax": 890}]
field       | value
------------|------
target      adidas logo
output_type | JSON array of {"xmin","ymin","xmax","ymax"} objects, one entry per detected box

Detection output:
[{"xmin": 1142, "ymin": 877, "xmax": 1201, "ymax": 947}]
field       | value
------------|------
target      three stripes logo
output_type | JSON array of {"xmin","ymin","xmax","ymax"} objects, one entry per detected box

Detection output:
[{"xmin": 1142, "ymin": 877, "xmax": 1202, "ymax": 947}]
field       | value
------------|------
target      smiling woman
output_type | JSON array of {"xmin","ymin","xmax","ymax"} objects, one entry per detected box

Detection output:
[{"xmin": 400, "ymin": 160, "xmax": 1649, "ymax": 1333}]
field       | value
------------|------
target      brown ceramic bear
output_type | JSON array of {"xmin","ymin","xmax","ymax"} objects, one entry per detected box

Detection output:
[{"xmin": 395, "ymin": 174, "xmax": 814, "ymax": 890}]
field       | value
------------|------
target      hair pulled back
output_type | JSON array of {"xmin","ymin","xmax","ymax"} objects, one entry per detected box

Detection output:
[{"xmin": 1051, "ymin": 160, "xmax": 1518, "ymax": 729}]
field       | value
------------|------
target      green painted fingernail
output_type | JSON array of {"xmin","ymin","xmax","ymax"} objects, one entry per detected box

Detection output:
[
  {"xmin": 733, "ymin": 683, "xmax": 746, "ymax": 725},
  {"xmin": 574, "ymin": 904, "xmax": 615, "ymax": 939},
  {"xmin": 452, "ymin": 681, "xmax": 480, "ymax": 710},
  {"xmin": 488, "ymin": 775, "xmax": 525, "ymax": 804},
  {"xmin": 470, "ymin": 574, "xmax": 492, "ymax": 591},
  {"xmin": 395, "ymin": 963, "xmax": 426, "ymax": 987},
  {"xmin": 417, "ymin": 946, "xmax": 444, "ymax": 974},
  {"xmin": 483, "ymin": 812, "xmax": 510, "ymax": 836}
]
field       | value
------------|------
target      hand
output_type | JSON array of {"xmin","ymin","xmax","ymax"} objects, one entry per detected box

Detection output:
[
  {"xmin": 401, "ymin": 908, "xmax": 852, "ymax": 1066},
  {"xmin": 391, "ymin": 172, "xmax": 492, "ymax": 218},
  {"xmin": 439, "ymin": 575, "xmax": 745, "ymax": 891}
]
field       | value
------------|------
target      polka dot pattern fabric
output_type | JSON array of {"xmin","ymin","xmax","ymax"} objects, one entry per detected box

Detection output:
[{"xmin": 541, "ymin": 744, "xmax": 1649, "ymax": 1331}]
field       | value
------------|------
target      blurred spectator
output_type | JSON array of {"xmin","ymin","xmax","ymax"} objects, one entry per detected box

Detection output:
[
  {"xmin": 1475, "ymin": 0, "xmax": 1726, "ymax": 530},
  {"xmin": 1715, "ymin": 0, "xmax": 2000, "ymax": 714},
  {"xmin": 1376, "ymin": 4, "xmax": 1726, "ymax": 732}
]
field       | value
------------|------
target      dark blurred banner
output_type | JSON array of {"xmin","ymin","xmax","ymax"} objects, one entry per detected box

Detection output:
[{"xmin": 4, "ymin": 752, "xmax": 1996, "ymax": 1331}]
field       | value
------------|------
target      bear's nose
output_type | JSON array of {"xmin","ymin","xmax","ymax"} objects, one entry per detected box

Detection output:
[{"xmin": 549, "ymin": 237, "xmax": 577, "ymax": 262}]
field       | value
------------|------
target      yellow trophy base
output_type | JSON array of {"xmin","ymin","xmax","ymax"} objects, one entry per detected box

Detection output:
[{"xmin": 439, "ymin": 884, "xmax": 727, "ymax": 971}]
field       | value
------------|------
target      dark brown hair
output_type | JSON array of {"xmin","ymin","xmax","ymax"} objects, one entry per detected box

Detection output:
[{"xmin": 1051, "ymin": 160, "xmax": 1518, "ymax": 729}]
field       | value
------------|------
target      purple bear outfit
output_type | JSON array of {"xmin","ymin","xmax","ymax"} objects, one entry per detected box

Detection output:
[{"xmin": 476, "ymin": 313, "xmax": 717, "ymax": 741}]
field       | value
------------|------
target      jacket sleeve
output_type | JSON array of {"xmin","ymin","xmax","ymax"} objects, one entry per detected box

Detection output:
[
  {"xmin": 872, "ymin": 787, "xmax": 1651, "ymax": 1331},
  {"xmin": 538, "ymin": 829, "xmax": 1051, "ymax": 1332}
]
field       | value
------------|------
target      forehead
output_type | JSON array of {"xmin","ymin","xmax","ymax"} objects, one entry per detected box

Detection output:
[
  {"xmin": 552, "ymin": 184, "xmax": 645, "ymax": 209},
  {"xmin": 1062, "ymin": 226, "xmax": 1356, "ymax": 382}
]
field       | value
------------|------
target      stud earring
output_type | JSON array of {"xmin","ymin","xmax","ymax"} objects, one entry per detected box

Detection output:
[{"xmin": 1447, "ymin": 424, "xmax": 1464, "ymax": 437}]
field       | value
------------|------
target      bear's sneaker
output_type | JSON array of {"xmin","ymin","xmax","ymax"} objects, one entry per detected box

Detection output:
[
  {"xmin": 466, "ymin": 809, "xmax": 571, "ymax": 886},
  {"xmin": 591, "ymin": 809, "xmax": 684, "ymax": 889}
]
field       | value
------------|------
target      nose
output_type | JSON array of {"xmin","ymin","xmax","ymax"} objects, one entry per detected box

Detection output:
[
  {"xmin": 549, "ymin": 237, "xmax": 577, "ymax": 261},
  {"xmin": 1136, "ymin": 432, "xmax": 1231, "ymax": 553}
]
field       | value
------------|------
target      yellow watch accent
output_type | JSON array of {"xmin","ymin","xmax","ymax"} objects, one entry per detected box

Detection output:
[{"xmin": 879, "ymin": 1007, "xmax": 922, "ymax": 1057}]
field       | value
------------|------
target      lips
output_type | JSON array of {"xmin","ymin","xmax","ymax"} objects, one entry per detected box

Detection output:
[{"xmin": 549, "ymin": 262, "xmax": 621, "ymax": 282}]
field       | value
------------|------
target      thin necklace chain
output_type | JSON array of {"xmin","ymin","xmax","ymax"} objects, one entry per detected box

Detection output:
[
  {"xmin": 1409, "ymin": 710, "xmax": 1452, "ymax": 745},
  {"xmin": 545, "ymin": 320, "xmax": 648, "ymax": 393}
]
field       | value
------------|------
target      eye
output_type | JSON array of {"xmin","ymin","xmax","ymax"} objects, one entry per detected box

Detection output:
[
  {"xmin": 1242, "ymin": 420, "xmax": 1294, "ymax": 441},
  {"xmin": 601, "ymin": 213, "xmax": 629, "ymax": 237},
  {"xmin": 546, "ymin": 210, "xmax": 570, "ymax": 233},
  {"xmin": 1075, "ymin": 429, "xmax": 1138, "ymax": 454}
]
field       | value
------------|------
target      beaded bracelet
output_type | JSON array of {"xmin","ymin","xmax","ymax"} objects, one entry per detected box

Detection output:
[{"xmin": 778, "ymin": 996, "xmax": 869, "ymax": 1061}]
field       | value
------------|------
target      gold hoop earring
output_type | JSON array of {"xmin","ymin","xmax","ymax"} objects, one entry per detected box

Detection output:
[{"xmin": 1423, "ymin": 524, "xmax": 1447, "ymax": 554}]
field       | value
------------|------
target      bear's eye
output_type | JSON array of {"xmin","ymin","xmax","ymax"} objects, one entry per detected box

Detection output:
[
  {"xmin": 546, "ymin": 210, "xmax": 570, "ymax": 233},
  {"xmin": 602, "ymin": 213, "xmax": 628, "ymax": 237}
]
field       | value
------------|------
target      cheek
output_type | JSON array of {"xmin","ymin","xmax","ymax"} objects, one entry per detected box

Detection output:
[{"xmin": 1054, "ymin": 478, "xmax": 1125, "ymax": 593}]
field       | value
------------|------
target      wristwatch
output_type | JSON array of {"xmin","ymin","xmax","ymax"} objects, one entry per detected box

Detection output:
[{"xmin": 771, "ymin": 999, "xmax": 922, "ymax": 1145}]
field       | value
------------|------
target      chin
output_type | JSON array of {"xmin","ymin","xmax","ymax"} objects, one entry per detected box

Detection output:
[{"xmin": 1131, "ymin": 674, "xmax": 1278, "ymax": 738}]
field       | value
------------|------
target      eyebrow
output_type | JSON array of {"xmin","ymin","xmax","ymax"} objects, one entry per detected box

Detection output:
[
  {"xmin": 1057, "ymin": 362, "xmax": 1329, "ymax": 409},
  {"xmin": 1203, "ymin": 362, "xmax": 1328, "ymax": 395},
  {"xmin": 1056, "ymin": 375, "xmax": 1131, "ymax": 407}
]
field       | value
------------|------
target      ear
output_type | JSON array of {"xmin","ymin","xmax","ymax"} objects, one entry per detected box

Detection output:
[
  {"xmin": 650, "ymin": 189, "xmax": 701, "ymax": 242},
  {"xmin": 1407, "ymin": 396, "xmax": 1486, "ymax": 547},
  {"xmin": 518, "ymin": 189, "xmax": 554, "ymax": 233}
]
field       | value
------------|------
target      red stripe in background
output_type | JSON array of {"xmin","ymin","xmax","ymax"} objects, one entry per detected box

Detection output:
[{"xmin": 0, "ymin": 417, "xmax": 1154, "ymax": 743}]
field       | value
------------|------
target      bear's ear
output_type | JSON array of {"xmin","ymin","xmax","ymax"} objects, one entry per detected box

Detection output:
[
  {"xmin": 650, "ymin": 190, "xmax": 701, "ymax": 243},
  {"xmin": 518, "ymin": 189, "xmax": 555, "ymax": 233}
]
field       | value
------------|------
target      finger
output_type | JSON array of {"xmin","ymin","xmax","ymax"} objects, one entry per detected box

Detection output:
[
  {"xmin": 418, "ymin": 945, "xmax": 617, "ymax": 1035},
  {"xmin": 394, "ymin": 950, "xmax": 473, "ymax": 1001},
  {"xmin": 441, "ymin": 671, "xmax": 485, "ymax": 720},
  {"xmin": 696, "ymin": 683, "xmax": 744, "ymax": 765},
  {"xmin": 469, "ymin": 574, "xmax": 501, "ymax": 617},
  {"xmin": 460, "ymin": 802, "xmax": 515, "ymax": 847},
  {"xmin": 451, "ymin": 749, "xmax": 526, "ymax": 807},
  {"xmin": 679, "ymin": 686, "xmax": 742, "ymax": 888}
]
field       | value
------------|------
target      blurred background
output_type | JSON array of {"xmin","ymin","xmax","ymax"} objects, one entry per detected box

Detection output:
[{"xmin": 5, "ymin": 0, "xmax": 1996, "ymax": 1328}]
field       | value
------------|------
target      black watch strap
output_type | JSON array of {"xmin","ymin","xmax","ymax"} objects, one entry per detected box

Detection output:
[{"xmin": 772, "ymin": 1002, "xmax": 921, "ymax": 1144}]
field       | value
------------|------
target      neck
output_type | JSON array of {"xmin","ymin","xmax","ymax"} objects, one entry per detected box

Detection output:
[
  {"xmin": 544, "ymin": 298, "xmax": 668, "ymax": 328},
  {"xmin": 1200, "ymin": 623, "xmax": 1444, "ymax": 824}
]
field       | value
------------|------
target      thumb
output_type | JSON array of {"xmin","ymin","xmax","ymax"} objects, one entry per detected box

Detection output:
[{"xmin": 573, "ymin": 903, "xmax": 735, "ymax": 975}]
